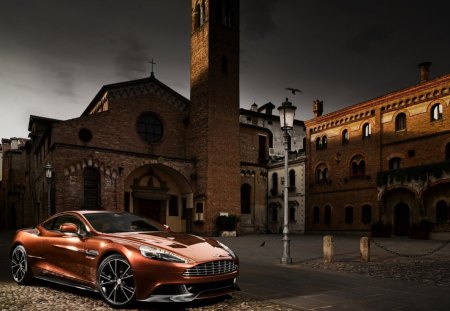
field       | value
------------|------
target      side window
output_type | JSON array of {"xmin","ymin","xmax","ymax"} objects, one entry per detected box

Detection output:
[{"xmin": 46, "ymin": 215, "xmax": 87, "ymax": 234}]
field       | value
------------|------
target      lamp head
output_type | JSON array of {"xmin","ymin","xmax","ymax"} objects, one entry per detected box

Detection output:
[{"xmin": 278, "ymin": 98, "xmax": 297, "ymax": 130}]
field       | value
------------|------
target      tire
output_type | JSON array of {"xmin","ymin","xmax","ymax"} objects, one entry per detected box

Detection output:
[
  {"xmin": 11, "ymin": 245, "xmax": 33, "ymax": 285},
  {"xmin": 97, "ymin": 254, "xmax": 136, "ymax": 308}
]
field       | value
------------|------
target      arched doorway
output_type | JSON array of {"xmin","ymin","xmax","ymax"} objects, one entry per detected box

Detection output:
[
  {"xmin": 394, "ymin": 203, "xmax": 410, "ymax": 236},
  {"xmin": 124, "ymin": 164, "xmax": 193, "ymax": 232}
]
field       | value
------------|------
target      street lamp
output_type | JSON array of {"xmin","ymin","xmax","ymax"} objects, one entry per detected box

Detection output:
[
  {"xmin": 45, "ymin": 163, "xmax": 53, "ymax": 217},
  {"xmin": 278, "ymin": 98, "xmax": 297, "ymax": 265}
]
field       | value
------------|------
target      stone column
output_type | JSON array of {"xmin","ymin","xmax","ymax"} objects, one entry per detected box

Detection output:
[
  {"xmin": 323, "ymin": 235, "xmax": 334, "ymax": 263},
  {"xmin": 360, "ymin": 236, "xmax": 370, "ymax": 262}
]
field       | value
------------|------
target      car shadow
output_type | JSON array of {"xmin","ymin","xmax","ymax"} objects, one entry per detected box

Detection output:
[{"xmin": 34, "ymin": 279, "xmax": 232, "ymax": 310}]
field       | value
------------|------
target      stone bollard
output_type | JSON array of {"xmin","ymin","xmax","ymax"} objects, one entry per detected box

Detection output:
[
  {"xmin": 360, "ymin": 236, "xmax": 370, "ymax": 262},
  {"xmin": 323, "ymin": 235, "xmax": 334, "ymax": 263}
]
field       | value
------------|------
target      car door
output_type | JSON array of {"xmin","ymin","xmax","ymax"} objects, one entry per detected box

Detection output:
[{"xmin": 40, "ymin": 215, "xmax": 88, "ymax": 281}]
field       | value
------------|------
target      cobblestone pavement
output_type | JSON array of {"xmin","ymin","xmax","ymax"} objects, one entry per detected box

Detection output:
[
  {"xmin": 299, "ymin": 257, "xmax": 450, "ymax": 287},
  {"xmin": 0, "ymin": 282, "xmax": 293, "ymax": 311},
  {"xmin": 2, "ymin": 255, "xmax": 450, "ymax": 310},
  {"xmin": 3, "ymin": 233, "xmax": 450, "ymax": 310}
]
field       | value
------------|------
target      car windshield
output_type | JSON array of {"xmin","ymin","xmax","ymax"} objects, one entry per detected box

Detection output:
[{"xmin": 84, "ymin": 212, "xmax": 165, "ymax": 233}]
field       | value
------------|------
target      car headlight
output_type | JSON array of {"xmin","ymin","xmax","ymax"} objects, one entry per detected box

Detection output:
[
  {"xmin": 139, "ymin": 245, "xmax": 187, "ymax": 263},
  {"xmin": 218, "ymin": 241, "xmax": 237, "ymax": 259}
]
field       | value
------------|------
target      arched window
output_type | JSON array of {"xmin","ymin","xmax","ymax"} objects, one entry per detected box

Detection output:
[
  {"xmin": 358, "ymin": 161, "xmax": 365, "ymax": 177},
  {"xmin": 436, "ymin": 201, "xmax": 449, "ymax": 224},
  {"xmin": 316, "ymin": 137, "xmax": 321, "ymax": 150},
  {"xmin": 324, "ymin": 205, "xmax": 332, "ymax": 226},
  {"xmin": 240, "ymin": 184, "xmax": 251, "ymax": 214},
  {"xmin": 289, "ymin": 169, "xmax": 296, "ymax": 187},
  {"xmin": 351, "ymin": 155, "xmax": 366, "ymax": 178},
  {"xmin": 322, "ymin": 136, "xmax": 327, "ymax": 149},
  {"xmin": 315, "ymin": 164, "xmax": 329, "ymax": 183},
  {"xmin": 362, "ymin": 123, "xmax": 371, "ymax": 139},
  {"xmin": 431, "ymin": 103, "xmax": 443, "ymax": 121},
  {"xmin": 272, "ymin": 206, "xmax": 278, "ymax": 222},
  {"xmin": 323, "ymin": 168, "xmax": 329, "ymax": 181},
  {"xmin": 289, "ymin": 205, "xmax": 296, "ymax": 222},
  {"xmin": 395, "ymin": 113, "xmax": 406, "ymax": 131},
  {"xmin": 302, "ymin": 137, "xmax": 306, "ymax": 151},
  {"xmin": 345, "ymin": 206, "xmax": 353, "ymax": 224},
  {"xmin": 389, "ymin": 157, "xmax": 402, "ymax": 170},
  {"xmin": 200, "ymin": 1, "xmax": 206, "ymax": 26},
  {"xmin": 313, "ymin": 206, "xmax": 320, "ymax": 224},
  {"xmin": 342, "ymin": 129, "xmax": 349, "ymax": 145},
  {"xmin": 223, "ymin": 0, "xmax": 232, "ymax": 26},
  {"xmin": 446, "ymin": 143, "xmax": 450, "ymax": 160},
  {"xmin": 361, "ymin": 205, "xmax": 371, "ymax": 224},
  {"xmin": 83, "ymin": 167, "xmax": 100, "ymax": 209},
  {"xmin": 271, "ymin": 173, "xmax": 278, "ymax": 195},
  {"xmin": 195, "ymin": 4, "xmax": 201, "ymax": 28}
]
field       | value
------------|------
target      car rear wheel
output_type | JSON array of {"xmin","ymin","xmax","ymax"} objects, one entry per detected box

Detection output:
[
  {"xmin": 97, "ymin": 254, "xmax": 136, "ymax": 307},
  {"xmin": 11, "ymin": 245, "xmax": 33, "ymax": 285}
]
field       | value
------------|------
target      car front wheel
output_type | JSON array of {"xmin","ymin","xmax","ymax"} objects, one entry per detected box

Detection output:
[
  {"xmin": 11, "ymin": 245, "xmax": 33, "ymax": 285},
  {"xmin": 97, "ymin": 254, "xmax": 136, "ymax": 307}
]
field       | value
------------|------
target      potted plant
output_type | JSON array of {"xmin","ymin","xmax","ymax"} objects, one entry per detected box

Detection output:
[{"xmin": 216, "ymin": 215, "xmax": 239, "ymax": 237}]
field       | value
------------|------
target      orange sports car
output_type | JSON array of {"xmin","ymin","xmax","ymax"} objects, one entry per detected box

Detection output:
[{"xmin": 10, "ymin": 210, "xmax": 239, "ymax": 307}]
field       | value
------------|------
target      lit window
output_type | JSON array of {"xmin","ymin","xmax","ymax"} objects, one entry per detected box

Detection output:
[
  {"xmin": 362, "ymin": 123, "xmax": 371, "ymax": 139},
  {"xmin": 431, "ymin": 103, "xmax": 443, "ymax": 121}
]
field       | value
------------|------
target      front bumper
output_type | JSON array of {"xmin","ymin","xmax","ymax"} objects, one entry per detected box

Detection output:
[{"xmin": 139, "ymin": 277, "xmax": 240, "ymax": 303}]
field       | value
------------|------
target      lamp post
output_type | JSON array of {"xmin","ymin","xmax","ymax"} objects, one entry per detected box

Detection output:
[
  {"xmin": 45, "ymin": 163, "xmax": 53, "ymax": 217},
  {"xmin": 278, "ymin": 98, "xmax": 297, "ymax": 265}
]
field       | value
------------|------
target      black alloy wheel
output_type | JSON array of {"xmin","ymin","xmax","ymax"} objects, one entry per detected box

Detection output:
[
  {"xmin": 11, "ymin": 245, "xmax": 33, "ymax": 285},
  {"xmin": 97, "ymin": 254, "xmax": 136, "ymax": 307}
]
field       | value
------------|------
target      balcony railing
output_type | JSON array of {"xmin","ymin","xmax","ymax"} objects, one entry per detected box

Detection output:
[{"xmin": 377, "ymin": 160, "xmax": 450, "ymax": 187}]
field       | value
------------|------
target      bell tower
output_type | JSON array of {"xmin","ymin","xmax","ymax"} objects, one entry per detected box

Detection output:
[{"xmin": 189, "ymin": 0, "xmax": 240, "ymax": 234}]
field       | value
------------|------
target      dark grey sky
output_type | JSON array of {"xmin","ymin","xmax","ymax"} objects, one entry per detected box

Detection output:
[{"xmin": 1, "ymin": 0, "xmax": 450, "ymax": 138}]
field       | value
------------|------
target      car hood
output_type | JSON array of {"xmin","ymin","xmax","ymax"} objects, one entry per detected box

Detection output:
[{"xmin": 104, "ymin": 232, "xmax": 234, "ymax": 262}]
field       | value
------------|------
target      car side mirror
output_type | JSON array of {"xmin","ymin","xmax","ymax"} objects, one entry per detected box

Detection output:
[
  {"xmin": 60, "ymin": 223, "xmax": 78, "ymax": 234},
  {"xmin": 163, "ymin": 224, "xmax": 172, "ymax": 233}
]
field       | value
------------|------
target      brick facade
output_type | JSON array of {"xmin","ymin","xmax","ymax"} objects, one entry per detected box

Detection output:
[{"xmin": 305, "ymin": 67, "xmax": 450, "ymax": 237}]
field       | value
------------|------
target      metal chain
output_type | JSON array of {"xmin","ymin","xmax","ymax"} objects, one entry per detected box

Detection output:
[{"xmin": 370, "ymin": 238, "xmax": 450, "ymax": 258}]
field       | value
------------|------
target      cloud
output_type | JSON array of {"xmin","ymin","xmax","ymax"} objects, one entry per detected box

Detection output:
[
  {"xmin": 52, "ymin": 70, "xmax": 76, "ymax": 98},
  {"xmin": 110, "ymin": 34, "xmax": 150, "ymax": 79},
  {"xmin": 344, "ymin": 24, "xmax": 393, "ymax": 54},
  {"xmin": 241, "ymin": 0, "xmax": 280, "ymax": 41}
]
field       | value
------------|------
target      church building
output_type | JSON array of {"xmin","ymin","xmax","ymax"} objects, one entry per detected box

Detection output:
[{"xmin": 3, "ymin": 0, "xmax": 252, "ymax": 235}]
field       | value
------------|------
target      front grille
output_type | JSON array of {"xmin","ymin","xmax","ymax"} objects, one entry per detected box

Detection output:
[{"xmin": 183, "ymin": 260, "xmax": 238, "ymax": 277}]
